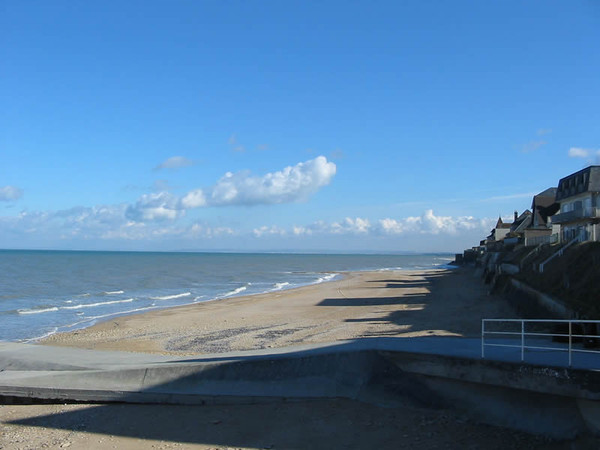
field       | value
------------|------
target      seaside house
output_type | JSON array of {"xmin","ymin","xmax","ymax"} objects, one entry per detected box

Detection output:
[
  {"xmin": 484, "ymin": 216, "xmax": 513, "ymax": 251},
  {"xmin": 523, "ymin": 188, "xmax": 560, "ymax": 246},
  {"xmin": 504, "ymin": 210, "xmax": 533, "ymax": 247},
  {"xmin": 551, "ymin": 166, "xmax": 600, "ymax": 242}
]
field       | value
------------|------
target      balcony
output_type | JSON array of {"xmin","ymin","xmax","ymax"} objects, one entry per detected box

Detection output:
[{"xmin": 552, "ymin": 207, "xmax": 600, "ymax": 224}]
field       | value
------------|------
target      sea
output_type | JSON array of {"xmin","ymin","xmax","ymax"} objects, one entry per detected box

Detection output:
[{"xmin": 0, "ymin": 250, "xmax": 454, "ymax": 342}]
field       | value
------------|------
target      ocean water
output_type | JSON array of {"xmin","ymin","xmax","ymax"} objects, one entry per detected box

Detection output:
[{"xmin": 0, "ymin": 250, "xmax": 454, "ymax": 342}]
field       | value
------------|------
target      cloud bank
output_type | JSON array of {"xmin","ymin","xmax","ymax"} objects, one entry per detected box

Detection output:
[
  {"xmin": 0, "ymin": 204, "xmax": 494, "ymax": 253},
  {"xmin": 289, "ymin": 210, "xmax": 492, "ymax": 238},
  {"xmin": 0, "ymin": 155, "xmax": 490, "ymax": 252}
]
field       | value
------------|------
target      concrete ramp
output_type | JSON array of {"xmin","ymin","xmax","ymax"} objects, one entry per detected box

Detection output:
[{"xmin": 0, "ymin": 341, "xmax": 420, "ymax": 406}]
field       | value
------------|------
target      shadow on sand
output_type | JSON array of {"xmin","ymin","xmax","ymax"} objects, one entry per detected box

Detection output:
[{"xmin": 321, "ymin": 268, "xmax": 498, "ymax": 338}]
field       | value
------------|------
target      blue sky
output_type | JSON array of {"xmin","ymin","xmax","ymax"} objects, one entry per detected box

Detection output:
[{"xmin": 1, "ymin": 1, "xmax": 599, "ymax": 252}]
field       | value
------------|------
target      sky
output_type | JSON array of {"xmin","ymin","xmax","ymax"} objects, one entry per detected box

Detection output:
[{"xmin": 1, "ymin": 1, "xmax": 599, "ymax": 253}]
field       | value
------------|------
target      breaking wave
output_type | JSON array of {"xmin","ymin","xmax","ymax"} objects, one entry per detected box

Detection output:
[
  {"xmin": 62, "ymin": 298, "xmax": 134, "ymax": 310},
  {"xmin": 150, "ymin": 292, "xmax": 192, "ymax": 301},
  {"xmin": 18, "ymin": 307, "xmax": 59, "ymax": 315}
]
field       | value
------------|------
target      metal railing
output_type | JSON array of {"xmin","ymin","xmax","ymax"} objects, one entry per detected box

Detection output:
[
  {"xmin": 551, "ymin": 207, "xmax": 600, "ymax": 224},
  {"xmin": 482, "ymin": 319, "xmax": 600, "ymax": 367},
  {"xmin": 538, "ymin": 231, "xmax": 585, "ymax": 273}
]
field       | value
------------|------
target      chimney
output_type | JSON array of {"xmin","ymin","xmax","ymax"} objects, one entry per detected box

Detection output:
[{"xmin": 514, "ymin": 211, "xmax": 518, "ymax": 222}]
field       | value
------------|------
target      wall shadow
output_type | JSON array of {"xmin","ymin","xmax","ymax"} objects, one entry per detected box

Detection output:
[
  {"xmin": 318, "ymin": 293, "xmax": 426, "ymax": 307},
  {"xmin": 327, "ymin": 268, "xmax": 499, "ymax": 338},
  {"xmin": 6, "ymin": 399, "xmax": 413, "ymax": 449},
  {"xmin": 4, "ymin": 339, "xmax": 441, "ymax": 448}
]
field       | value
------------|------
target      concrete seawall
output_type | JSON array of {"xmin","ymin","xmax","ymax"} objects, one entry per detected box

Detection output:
[
  {"xmin": 2, "ymin": 338, "xmax": 600, "ymax": 439},
  {"xmin": 510, "ymin": 278, "xmax": 574, "ymax": 318}
]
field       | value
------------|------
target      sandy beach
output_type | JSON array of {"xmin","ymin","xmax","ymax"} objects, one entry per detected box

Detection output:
[
  {"xmin": 41, "ymin": 267, "xmax": 514, "ymax": 355},
  {"xmin": 0, "ymin": 268, "xmax": 582, "ymax": 449}
]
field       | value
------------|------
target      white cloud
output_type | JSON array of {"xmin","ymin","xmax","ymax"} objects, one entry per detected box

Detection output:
[
  {"xmin": 228, "ymin": 134, "xmax": 245, "ymax": 152},
  {"xmin": 291, "ymin": 217, "xmax": 372, "ymax": 236},
  {"xmin": 0, "ymin": 203, "xmax": 242, "ymax": 244},
  {"xmin": 568, "ymin": 147, "xmax": 591, "ymax": 158},
  {"xmin": 330, "ymin": 217, "xmax": 371, "ymax": 234},
  {"xmin": 376, "ymin": 210, "xmax": 493, "ymax": 236},
  {"xmin": 152, "ymin": 179, "xmax": 173, "ymax": 192},
  {"xmin": 125, "ymin": 192, "xmax": 184, "ymax": 222},
  {"xmin": 0, "ymin": 203, "xmax": 497, "ymax": 252},
  {"xmin": 253, "ymin": 225, "xmax": 287, "ymax": 237},
  {"xmin": 289, "ymin": 220, "xmax": 332, "ymax": 236},
  {"xmin": 293, "ymin": 225, "xmax": 311, "ymax": 236},
  {"xmin": 0, "ymin": 185, "xmax": 23, "ymax": 201},
  {"xmin": 521, "ymin": 140, "xmax": 547, "ymax": 153},
  {"xmin": 189, "ymin": 223, "xmax": 235, "ymax": 238},
  {"xmin": 483, "ymin": 192, "xmax": 536, "ymax": 202},
  {"xmin": 198, "ymin": 156, "xmax": 336, "ymax": 207},
  {"xmin": 122, "ymin": 156, "xmax": 336, "ymax": 223},
  {"xmin": 155, "ymin": 156, "xmax": 195, "ymax": 170},
  {"xmin": 180, "ymin": 189, "xmax": 207, "ymax": 208},
  {"xmin": 568, "ymin": 147, "xmax": 600, "ymax": 163},
  {"xmin": 379, "ymin": 217, "xmax": 412, "ymax": 234}
]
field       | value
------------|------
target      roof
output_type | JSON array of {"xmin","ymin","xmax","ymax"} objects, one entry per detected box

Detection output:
[
  {"xmin": 555, "ymin": 166, "xmax": 600, "ymax": 201},
  {"xmin": 531, "ymin": 187, "xmax": 558, "ymax": 226},
  {"xmin": 511, "ymin": 210, "xmax": 532, "ymax": 233},
  {"xmin": 495, "ymin": 217, "xmax": 511, "ymax": 229},
  {"xmin": 535, "ymin": 187, "xmax": 557, "ymax": 200}
]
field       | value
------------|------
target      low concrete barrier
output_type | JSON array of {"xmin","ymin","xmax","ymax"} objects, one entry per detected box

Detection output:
[{"xmin": 2, "ymin": 339, "xmax": 600, "ymax": 439}]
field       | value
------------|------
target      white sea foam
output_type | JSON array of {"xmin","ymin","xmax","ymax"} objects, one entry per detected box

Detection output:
[
  {"xmin": 272, "ymin": 282, "xmax": 290, "ymax": 291},
  {"xmin": 150, "ymin": 292, "xmax": 192, "ymax": 301},
  {"xmin": 377, "ymin": 266, "xmax": 403, "ymax": 271},
  {"xmin": 104, "ymin": 290, "xmax": 125, "ymax": 295},
  {"xmin": 315, "ymin": 273, "xmax": 337, "ymax": 284},
  {"xmin": 23, "ymin": 327, "xmax": 59, "ymax": 343},
  {"xmin": 81, "ymin": 305, "xmax": 162, "ymax": 323},
  {"xmin": 61, "ymin": 298, "xmax": 134, "ymax": 310},
  {"xmin": 18, "ymin": 307, "xmax": 59, "ymax": 315},
  {"xmin": 220, "ymin": 286, "xmax": 247, "ymax": 298},
  {"xmin": 56, "ymin": 305, "xmax": 164, "ymax": 332}
]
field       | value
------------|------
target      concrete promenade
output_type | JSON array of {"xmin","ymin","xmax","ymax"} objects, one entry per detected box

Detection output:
[{"xmin": 2, "ymin": 336, "xmax": 600, "ymax": 438}]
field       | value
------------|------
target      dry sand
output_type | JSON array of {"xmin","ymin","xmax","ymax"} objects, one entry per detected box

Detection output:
[
  {"xmin": 0, "ymin": 268, "xmax": 584, "ymax": 449},
  {"xmin": 41, "ymin": 267, "xmax": 515, "ymax": 355}
]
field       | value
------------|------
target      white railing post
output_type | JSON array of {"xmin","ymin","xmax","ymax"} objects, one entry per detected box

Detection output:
[
  {"xmin": 568, "ymin": 321, "xmax": 572, "ymax": 367},
  {"xmin": 521, "ymin": 320, "xmax": 525, "ymax": 362},
  {"xmin": 481, "ymin": 320, "xmax": 485, "ymax": 358}
]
